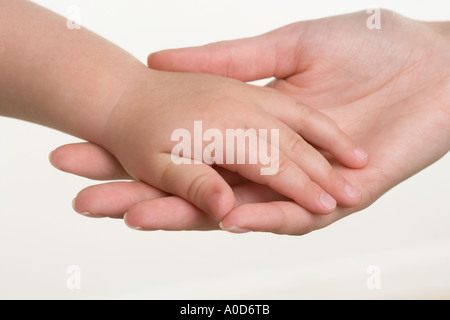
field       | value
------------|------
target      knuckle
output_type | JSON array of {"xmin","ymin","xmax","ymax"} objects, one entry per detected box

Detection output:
[
  {"xmin": 186, "ymin": 171, "xmax": 214, "ymax": 205},
  {"xmin": 294, "ymin": 105, "xmax": 311, "ymax": 125},
  {"xmin": 288, "ymin": 134, "xmax": 307, "ymax": 157},
  {"xmin": 271, "ymin": 154, "xmax": 291, "ymax": 178}
]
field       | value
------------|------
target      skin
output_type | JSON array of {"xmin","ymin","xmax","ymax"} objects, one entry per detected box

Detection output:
[
  {"xmin": 103, "ymin": 70, "xmax": 367, "ymax": 219},
  {"xmin": 0, "ymin": 0, "xmax": 367, "ymax": 223},
  {"xmin": 54, "ymin": 10, "xmax": 450, "ymax": 235}
]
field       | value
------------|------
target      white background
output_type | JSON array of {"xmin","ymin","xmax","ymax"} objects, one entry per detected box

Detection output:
[{"xmin": 0, "ymin": 0, "xmax": 449, "ymax": 299}]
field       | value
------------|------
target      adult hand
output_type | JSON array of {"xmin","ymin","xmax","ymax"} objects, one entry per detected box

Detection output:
[{"xmin": 51, "ymin": 10, "xmax": 450, "ymax": 235}]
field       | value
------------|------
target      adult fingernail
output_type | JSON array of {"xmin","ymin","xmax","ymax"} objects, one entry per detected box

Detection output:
[
  {"xmin": 320, "ymin": 192, "xmax": 336, "ymax": 210},
  {"xmin": 123, "ymin": 212, "xmax": 145, "ymax": 230},
  {"xmin": 127, "ymin": 225, "xmax": 144, "ymax": 230},
  {"xmin": 219, "ymin": 222, "xmax": 251, "ymax": 234},
  {"xmin": 72, "ymin": 198, "xmax": 105, "ymax": 218},
  {"xmin": 345, "ymin": 183, "xmax": 361, "ymax": 198},
  {"xmin": 77, "ymin": 212, "xmax": 106, "ymax": 218}
]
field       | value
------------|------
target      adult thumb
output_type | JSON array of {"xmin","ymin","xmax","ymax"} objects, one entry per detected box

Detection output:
[{"xmin": 147, "ymin": 23, "xmax": 303, "ymax": 82}]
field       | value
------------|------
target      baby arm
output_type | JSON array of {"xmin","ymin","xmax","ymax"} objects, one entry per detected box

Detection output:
[{"xmin": 0, "ymin": 0, "xmax": 368, "ymax": 222}]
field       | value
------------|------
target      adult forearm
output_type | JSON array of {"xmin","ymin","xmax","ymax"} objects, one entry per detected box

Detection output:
[{"xmin": 0, "ymin": 0, "xmax": 147, "ymax": 144}]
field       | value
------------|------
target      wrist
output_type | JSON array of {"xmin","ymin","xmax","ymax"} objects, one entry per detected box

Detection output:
[{"xmin": 100, "ymin": 64, "xmax": 162, "ymax": 155}]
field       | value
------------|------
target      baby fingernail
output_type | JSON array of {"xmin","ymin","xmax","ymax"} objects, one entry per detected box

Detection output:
[
  {"xmin": 320, "ymin": 192, "xmax": 336, "ymax": 210},
  {"xmin": 345, "ymin": 183, "xmax": 361, "ymax": 198},
  {"xmin": 354, "ymin": 147, "xmax": 368, "ymax": 160},
  {"xmin": 219, "ymin": 222, "xmax": 251, "ymax": 234}
]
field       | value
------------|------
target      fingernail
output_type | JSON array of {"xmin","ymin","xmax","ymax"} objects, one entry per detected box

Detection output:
[
  {"xmin": 72, "ymin": 198, "xmax": 105, "ymax": 218},
  {"xmin": 354, "ymin": 147, "xmax": 368, "ymax": 160},
  {"xmin": 77, "ymin": 212, "xmax": 106, "ymax": 218},
  {"xmin": 127, "ymin": 225, "xmax": 144, "ymax": 230},
  {"xmin": 345, "ymin": 183, "xmax": 361, "ymax": 198},
  {"xmin": 219, "ymin": 222, "xmax": 251, "ymax": 234},
  {"xmin": 320, "ymin": 192, "xmax": 336, "ymax": 210},
  {"xmin": 124, "ymin": 212, "xmax": 145, "ymax": 230}
]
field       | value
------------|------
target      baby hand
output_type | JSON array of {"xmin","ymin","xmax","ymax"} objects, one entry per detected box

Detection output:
[{"xmin": 101, "ymin": 69, "xmax": 368, "ymax": 221}]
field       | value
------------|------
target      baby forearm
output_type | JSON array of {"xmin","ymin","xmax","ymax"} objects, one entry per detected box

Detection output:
[{"xmin": 0, "ymin": 0, "xmax": 147, "ymax": 144}]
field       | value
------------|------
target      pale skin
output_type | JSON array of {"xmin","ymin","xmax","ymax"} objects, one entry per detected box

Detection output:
[
  {"xmin": 52, "ymin": 10, "xmax": 450, "ymax": 234},
  {"xmin": 0, "ymin": 0, "xmax": 367, "ymax": 222}
]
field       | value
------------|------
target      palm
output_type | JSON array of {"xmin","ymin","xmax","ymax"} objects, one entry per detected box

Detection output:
[{"xmin": 263, "ymin": 11, "xmax": 450, "ymax": 209}]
